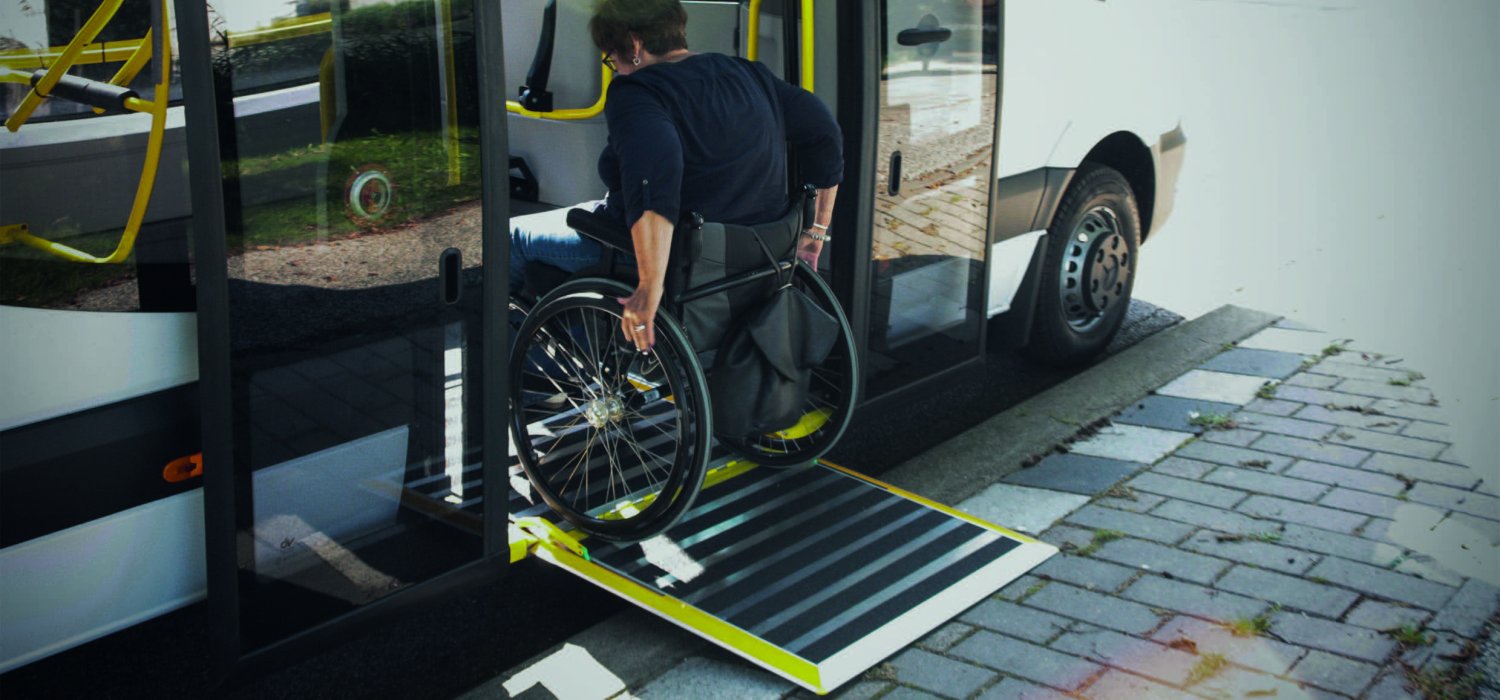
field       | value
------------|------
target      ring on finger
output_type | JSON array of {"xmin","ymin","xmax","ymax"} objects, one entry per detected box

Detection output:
[{"xmin": 633, "ymin": 323, "xmax": 647, "ymax": 332}]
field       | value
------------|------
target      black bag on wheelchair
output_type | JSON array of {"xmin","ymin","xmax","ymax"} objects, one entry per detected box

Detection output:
[{"xmin": 706, "ymin": 230, "xmax": 839, "ymax": 439}]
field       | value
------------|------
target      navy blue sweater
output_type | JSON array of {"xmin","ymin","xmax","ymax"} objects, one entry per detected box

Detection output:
[{"xmin": 597, "ymin": 53, "xmax": 843, "ymax": 229}]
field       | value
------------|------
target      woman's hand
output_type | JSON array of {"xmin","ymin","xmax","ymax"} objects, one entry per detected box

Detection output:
[
  {"xmin": 617, "ymin": 282, "xmax": 663, "ymax": 353},
  {"xmin": 796, "ymin": 231, "xmax": 825, "ymax": 267}
]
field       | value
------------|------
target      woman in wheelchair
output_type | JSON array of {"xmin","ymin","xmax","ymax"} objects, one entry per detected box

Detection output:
[{"xmin": 508, "ymin": 0, "xmax": 855, "ymax": 542}]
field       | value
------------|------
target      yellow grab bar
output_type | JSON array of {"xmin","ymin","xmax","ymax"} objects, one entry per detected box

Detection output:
[
  {"xmin": 5, "ymin": 0, "xmax": 125, "ymax": 133},
  {"xmin": 0, "ymin": 39, "xmax": 143, "ymax": 71},
  {"xmin": 505, "ymin": 60, "xmax": 613, "ymax": 120},
  {"xmin": 745, "ymin": 0, "xmax": 815, "ymax": 91}
]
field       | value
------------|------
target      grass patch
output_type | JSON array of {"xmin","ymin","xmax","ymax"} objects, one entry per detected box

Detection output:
[
  {"xmin": 1188, "ymin": 412, "xmax": 1238, "ymax": 430},
  {"xmin": 1322, "ymin": 340, "xmax": 1350, "ymax": 357},
  {"xmin": 1256, "ymin": 382, "xmax": 1280, "ymax": 400},
  {"xmin": 1389, "ymin": 624, "xmax": 1432, "ymax": 647},
  {"xmin": 1405, "ymin": 664, "xmax": 1483, "ymax": 700},
  {"xmin": 1076, "ymin": 529, "xmax": 1126, "ymax": 557},
  {"xmin": 1389, "ymin": 371, "xmax": 1424, "ymax": 387},
  {"xmin": 1221, "ymin": 604, "xmax": 1280, "ymax": 638},
  {"xmin": 1185, "ymin": 653, "xmax": 1229, "ymax": 686}
]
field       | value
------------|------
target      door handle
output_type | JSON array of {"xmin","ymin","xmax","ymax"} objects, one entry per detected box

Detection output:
[
  {"xmin": 888, "ymin": 151, "xmax": 902, "ymax": 196},
  {"xmin": 896, "ymin": 27, "xmax": 952, "ymax": 46},
  {"xmin": 439, "ymin": 247, "xmax": 462, "ymax": 304}
]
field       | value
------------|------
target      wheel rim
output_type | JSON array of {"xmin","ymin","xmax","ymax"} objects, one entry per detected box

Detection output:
[
  {"xmin": 1057, "ymin": 205, "xmax": 1132, "ymax": 332},
  {"xmin": 510, "ymin": 288, "xmax": 707, "ymax": 539},
  {"xmin": 346, "ymin": 168, "xmax": 393, "ymax": 221}
]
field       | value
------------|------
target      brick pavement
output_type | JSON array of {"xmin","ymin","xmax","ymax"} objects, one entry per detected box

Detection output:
[{"xmin": 632, "ymin": 319, "xmax": 1500, "ymax": 699}]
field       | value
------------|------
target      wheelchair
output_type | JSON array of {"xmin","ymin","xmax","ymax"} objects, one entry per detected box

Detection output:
[{"xmin": 508, "ymin": 188, "xmax": 859, "ymax": 542}]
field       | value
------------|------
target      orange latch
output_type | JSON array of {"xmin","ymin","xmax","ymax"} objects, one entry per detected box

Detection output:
[{"xmin": 163, "ymin": 453, "xmax": 203, "ymax": 483}]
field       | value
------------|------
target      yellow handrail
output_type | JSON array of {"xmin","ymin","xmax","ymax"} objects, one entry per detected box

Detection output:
[
  {"xmin": 505, "ymin": 60, "xmax": 613, "ymax": 121},
  {"xmin": 225, "ymin": 13, "xmax": 333, "ymax": 49},
  {"xmin": 0, "ymin": 39, "xmax": 143, "ymax": 71},
  {"xmin": 745, "ymin": 0, "xmax": 815, "ymax": 91},
  {"xmin": 1, "ymin": 0, "xmax": 171, "ymax": 265}
]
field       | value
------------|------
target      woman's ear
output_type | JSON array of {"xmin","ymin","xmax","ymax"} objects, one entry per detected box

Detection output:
[{"xmin": 630, "ymin": 34, "xmax": 645, "ymax": 60}]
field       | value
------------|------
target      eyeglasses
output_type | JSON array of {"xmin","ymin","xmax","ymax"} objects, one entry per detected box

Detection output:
[{"xmin": 601, "ymin": 53, "xmax": 617, "ymax": 72}]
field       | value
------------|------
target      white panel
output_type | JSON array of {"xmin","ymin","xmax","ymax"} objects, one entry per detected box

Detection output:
[
  {"xmin": 987, "ymin": 231, "xmax": 1045, "ymax": 316},
  {"xmin": 0, "ymin": 491, "xmax": 207, "ymax": 673},
  {"xmin": 0, "ymin": 307, "xmax": 198, "ymax": 431}
]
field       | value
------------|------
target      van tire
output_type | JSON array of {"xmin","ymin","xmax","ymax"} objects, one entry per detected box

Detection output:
[{"xmin": 1023, "ymin": 164, "xmax": 1140, "ymax": 367}]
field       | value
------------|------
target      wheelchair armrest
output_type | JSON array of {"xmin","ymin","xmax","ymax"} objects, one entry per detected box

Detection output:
[{"xmin": 565, "ymin": 208, "xmax": 633, "ymax": 252}]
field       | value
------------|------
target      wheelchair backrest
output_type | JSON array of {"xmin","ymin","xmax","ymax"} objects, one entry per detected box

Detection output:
[{"xmin": 676, "ymin": 200, "xmax": 803, "ymax": 353}]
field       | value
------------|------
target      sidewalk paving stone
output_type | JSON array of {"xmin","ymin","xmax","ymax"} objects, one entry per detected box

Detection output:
[
  {"xmin": 1050, "ymin": 626, "xmax": 1199, "ymax": 686},
  {"xmin": 1400, "ymin": 421, "xmax": 1451, "ymax": 443},
  {"xmin": 1237, "ymin": 495, "xmax": 1370, "ymax": 533},
  {"xmin": 1096, "ymin": 490, "xmax": 1167, "ymax": 513},
  {"xmin": 1113, "ymin": 394, "xmax": 1241, "ymax": 434},
  {"xmin": 1237, "ymin": 327, "xmax": 1334, "ymax": 355},
  {"xmin": 1175, "ymin": 441, "xmax": 1297, "ymax": 471},
  {"xmin": 1092, "ymin": 537, "xmax": 1231, "ymax": 585},
  {"xmin": 1293, "ymin": 404, "xmax": 1411, "ymax": 433},
  {"xmin": 1064, "ymin": 504, "xmax": 1197, "ymax": 544},
  {"xmin": 1192, "ymin": 666, "xmax": 1328, "ymax": 700},
  {"xmin": 1203, "ymin": 465, "xmax": 1333, "ymax": 502},
  {"xmin": 1271, "ymin": 384, "xmax": 1377, "ymax": 409},
  {"xmin": 1066, "ymin": 424, "xmax": 1194, "ymax": 464},
  {"xmin": 1320, "ymin": 488, "xmax": 1408, "ymax": 520},
  {"xmin": 881, "ymin": 687, "xmax": 943, "ymax": 700},
  {"xmin": 1201, "ymin": 427, "xmax": 1263, "ymax": 447},
  {"xmin": 1121, "ymin": 575, "xmax": 1268, "ymax": 622},
  {"xmin": 1181, "ymin": 530, "xmax": 1322, "ymax": 575},
  {"xmin": 1032, "ymin": 554, "xmax": 1139, "ymax": 593},
  {"xmin": 1310, "ymin": 362, "xmax": 1422, "ymax": 384},
  {"xmin": 1002, "ymin": 453, "xmax": 1142, "ymax": 496},
  {"xmin": 999, "ymin": 575, "xmax": 1047, "ymax": 601},
  {"xmin": 636, "ymin": 656, "xmax": 789, "ymax": 699},
  {"xmin": 1216, "ymin": 566, "xmax": 1360, "ymax": 616},
  {"xmin": 1306, "ymin": 558, "xmax": 1456, "ymax": 611},
  {"xmin": 1406, "ymin": 482, "xmax": 1500, "ymax": 521},
  {"xmin": 1200, "ymin": 347, "xmax": 1309, "ymax": 379},
  {"xmin": 1157, "ymin": 369, "xmax": 1272, "ymax": 405},
  {"xmin": 1249, "ymin": 434, "xmax": 1374, "ymax": 469},
  {"xmin": 1334, "ymin": 378, "xmax": 1435, "ymax": 405},
  {"xmin": 1151, "ymin": 498, "xmax": 1271, "ymax": 536},
  {"xmin": 1287, "ymin": 372, "xmax": 1343, "ymax": 389},
  {"xmin": 918, "ymin": 622, "xmax": 974, "ymax": 652},
  {"xmin": 1151, "ymin": 615, "xmax": 1306, "ymax": 676},
  {"xmin": 1126, "ymin": 472, "xmax": 1248, "ymax": 508},
  {"xmin": 1235, "ymin": 411, "xmax": 1339, "ymax": 441},
  {"xmin": 887, "ymin": 648, "xmax": 996, "ymax": 699},
  {"xmin": 1362, "ymin": 669, "xmax": 1418, "ymax": 699},
  {"xmin": 1361, "ymin": 452, "xmax": 1481, "ymax": 489},
  {"xmin": 1343, "ymin": 599, "xmax": 1432, "ymax": 632},
  {"xmin": 1328, "ymin": 427, "xmax": 1446, "ymax": 461},
  {"xmin": 1287, "ymin": 650, "xmax": 1382, "ymax": 696},
  {"xmin": 957, "ymin": 484, "xmax": 1090, "ymax": 535},
  {"xmin": 1080, "ymin": 670, "xmax": 1197, "ymax": 700},
  {"xmin": 959, "ymin": 599, "xmax": 1071, "ymax": 644},
  {"xmin": 1284, "ymin": 460, "xmax": 1409, "ymax": 497},
  {"xmin": 1428, "ymin": 578, "xmax": 1500, "ymax": 638},
  {"xmin": 1393, "ymin": 556, "xmax": 1466, "ymax": 589},
  {"xmin": 1269, "ymin": 523, "xmax": 1402, "ymax": 568},
  {"xmin": 1368, "ymin": 398, "xmax": 1449, "ymax": 425},
  {"xmin": 975, "ymin": 677, "xmax": 1071, "ymax": 700},
  {"xmin": 1270, "ymin": 613, "xmax": 1398, "ymax": 664},
  {"xmin": 1245, "ymin": 396, "xmax": 1306, "ymax": 416},
  {"xmin": 1153, "ymin": 456, "xmax": 1217, "ymax": 480},
  {"xmin": 1023, "ymin": 582, "xmax": 1165, "ymax": 635},
  {"xmin": 949, "ymin": 631, "xmax": 1102, "ymax": 691},
  {"xmin": 1038, "ymin": 524, "xmax": 1096, "ymax": 551}
]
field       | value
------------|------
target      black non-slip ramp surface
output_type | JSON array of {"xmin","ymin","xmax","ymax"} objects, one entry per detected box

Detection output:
[{"xmin": 528, "ymin": 463, "xmax": 1056, "ymax": 694}]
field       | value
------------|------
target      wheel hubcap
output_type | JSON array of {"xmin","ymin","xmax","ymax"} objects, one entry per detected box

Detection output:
[
  {"xmin": 583, "ymin": 395, "xmax": 626, "ymax": 429},
  {"xmin": 1058, "ymin": 206, "xmax": 1132, "ymax": 332}
]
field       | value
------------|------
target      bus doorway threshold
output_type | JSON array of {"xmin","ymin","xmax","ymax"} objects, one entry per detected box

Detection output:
[{"xmin": 506, "ymin": 460, "xmax": 1056, "ymax": 695}]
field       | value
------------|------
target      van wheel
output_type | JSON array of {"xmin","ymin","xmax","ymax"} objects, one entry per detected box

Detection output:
[{"xmin": 1023, "ymin": 164, "xmax": 1140, "ymax": 367}]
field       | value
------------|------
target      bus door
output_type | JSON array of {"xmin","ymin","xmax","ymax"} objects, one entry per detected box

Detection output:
[
  {"xmin": 176, "ymin": 0, "xmax": 511, "ymax": 671},
  {"xmin": 864, "ymin": 0, "xmax": 999, "ymax": 398}
]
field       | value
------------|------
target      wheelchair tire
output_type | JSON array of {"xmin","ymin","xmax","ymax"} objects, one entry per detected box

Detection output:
[
  {"xmin": 509, "ymin": 278, "xmax": 711, "ymax": 542},
  {"xmin": 718, "ymin": 262, "xmax": 860, "ymax": 467}
]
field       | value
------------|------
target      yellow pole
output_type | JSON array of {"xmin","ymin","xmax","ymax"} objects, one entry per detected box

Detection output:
[
  {"xmin": 5, "ymin": 0, "xmax": 125, "ymax": 132},
  {"xmin": 800, "ymin": 0, "xmax": 814, "ymax": 91},
  {"xmin": 746, "ymin": 0, "xmax": 763, "ymax": 61}
]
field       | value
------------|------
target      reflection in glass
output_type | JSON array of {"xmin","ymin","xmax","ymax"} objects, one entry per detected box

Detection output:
[
  {"xmin": 211, "ymin": 0, "xmax": 488, "ymax": 652},
  {"xmin": 868, "ymin": 0, "xmax": 998, "ymax": 395}
]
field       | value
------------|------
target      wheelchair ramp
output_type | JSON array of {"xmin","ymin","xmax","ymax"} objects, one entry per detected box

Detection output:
[{"xmin": 520, "ymin": 462, "xmax": 1056, "ymax": 694}]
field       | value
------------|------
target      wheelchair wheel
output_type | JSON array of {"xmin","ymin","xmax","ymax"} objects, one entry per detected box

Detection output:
[
  {"xmin": 718, "ymin": 262, "xmax": 860, "ymax": 467},
  {"xmin": 509, "ymin": 278, "xmax": 711, "ymax": 542}
]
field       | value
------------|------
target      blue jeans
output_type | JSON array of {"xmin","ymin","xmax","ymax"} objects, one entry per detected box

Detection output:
[{"xmin": 508, "ymin": 201, "xmax": 616, "ymax": 295}]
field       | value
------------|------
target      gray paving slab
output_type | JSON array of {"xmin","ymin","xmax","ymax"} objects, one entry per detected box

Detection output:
[
  {"xmin": 959, "ymin": 599, "xmax": 1071, "ymax": 644},
  {"xmin": 1125, "ymin": 471, "xmax": 1248, "ymax": 509},
  {"xmin": 1293, "ymin": 403, "xmax": 1414, "ymax": 433},
  {"xmin": 1049, "ymin": 627, "xmax": 1199, "ymax": 686},
  {"xmin": 1022, "ymin": 582, "xmax": 1165, "ymax": 635},
  {"xmin": 1095, "ymin": 490, "xmax": 1167, "ymax": 513},
  {"xmin": 956, "ymin": 483, "xmax": 1090, "ymax": 536},
  {"xmin": 1362, "ymin": 669, "xmax": 1419, "ymax": 699},
  {"xmin": 1120, "ymin": 574, "xmax": 1269, "ymax": 622},
  {"xmin": 1368, "ymin": 398, "xmax": 1450, "ymax": 425},
  {"xmin": 1236, "ymin": 494, "xmax": 1370, "ymax": 533},
  {"xmin": 1246, "ymin": 397, "xmax": 1306, "ymax": 416},
  {"xmin": 1080, "ymin": 670, "xmax": 1198, "ymax": 700},
  {"xmin": 1152, "ymin": 456, "xmax": 1218, "ymax": 479},
  {"xmin": 1066, "ymin": 424, "xmax": 1194, "ymax": 464},
  {"xmin": 1151, "ymin": 615, "xmax": 1306, "ymax": 676},
  {"xmin": 1157, "ymin": 369, "xmax": 1272, "ymax": 405},
  {"xmin": 1272, "ymin": 384, "xmax": 1377, "ymax": 408},
  {"xmin": 1270, "ymin": 613, "xmax": 1398, "ymax": 664},
  {"xmin": 1286, "ymin": 372, "xmax": 1342, "ymax": 389},
  {"xmin": 1237, "ymin": 326, "xmax": 1335, "ymax": 355},
  {"xmin": 917, "ymin": 622, "xmax": 975, "ymax": 652},
  {"xmin": 1032, "ymin": 554, "xmax": 1140, "ymax": 593},
  {"xmin": 1400, "ymin": 420, "xmax": 1452, "ymax": 443},
  {"xmin": 1320, "ymin": 488, "xmax": 1409, "ymax": 520},
  {"xmin": 1174, "ymin": 441, "xmax": 1296, "ymax": 471},
  {"xmin": 1407, "ymin": 482, "xmax": 1500, "ymax": 521},
  {"xmin": 888, "ymin": 648, "xmax": 996, "ymax": 699},
  {"xmin": 975, "ymin": 677, "xmax": 1071, "ymax": 700},
  {"xmin": 1064, "ymin": 504, "xmax": 1197, "ymax": 544},
  {"xmin": 1203, "ymin": 465, "xmax": 1332, "ymax": 501},
  {"xmin": 1112, "ymin": 394, "xmax": 1241, "ymax": 434},
  {"xmin": 1200, "ymin": 347, "xmax": 1309, "ymax": 379},
  {"xmin": 1428, "ymin": 578, "xmax": 1500, "ymax": 637},
  {"xmin": 1181, "ymin": 530, "xmax": 1322, "ymax": 575},
  {"xmin": 636, "ymin": 656, "xmax": 791, "ymax": 699},
  {"xmin": 880, "ymin": 685, "xmax": 944, "ymax": 700},
  {"xmin": 1216, "ymin": 566, "xmax": 1360, "ymax": 616},
  {"xmin": 1273, "ymin": 522, "xmax": 1404, "ymax": 568},
  {"xmin": 1334, "ymin": 378, "xmax": 1435, "ymax": 404},
  {"xmin": 1150, "ymin": 498, "xmax": 1271, "ymax": 536},
  {"xmin": 1306, "ymin": 558, "xmax": 1456, "ymax": 611},
  {"xmin": 1234, "ymin": 411, "xmax": 1339, "ymax": 441},
  {"xmin": 1328, "ymin": 426, "xmax": 1446, "ymax": 460},
  {"xmin": 1343, "ymin": 599, "xmax": 1432, "ymax": 632},
  {"xmin": 1361, "ymin": 452, "xmax": 1481, "ymax": 489},
  {"xmin": 1284, "ymin": 460, "xmax": 1409, "ymax": 497},
  {"xmin": 1249, "ymin": 434, "xmax": 1374, "ymax": 468},
  {"xmin": 998, "ymin": 575, "xmax": 1049, "ymax": 602},
  {"xmin": 1002, "ymin": 453, "xmax": 1143, "ymax": 496},
  {"xmin": 1191, "ymin": 666, "xmax": 1324, "ymax": 700},
  {"xmin": 949, "ymin": 630, "xmax": 1102, "ymax": 691},
  {"xmin": 1038, "ymin": 524, "xmax": 1096, "ymax": 552},
  {"xmin": 1200, "ymin": 427, "xmax": 1263, "ymax": 447},
  {"xmin": 1310, "ymin": 362, "xmax": 1423, "ymax": 384},
  {"xmin": 1286, "ymin": 650, "xmax": 1382, "ymax": 696},
  {"xmin": 1091, "ymin": 537, "xmax": 1231, "ymax": 585}
]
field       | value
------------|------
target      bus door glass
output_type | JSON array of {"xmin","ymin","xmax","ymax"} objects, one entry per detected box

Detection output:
[
  {"xmin": 866, "ymin": 0, "xmax": 998, "ymax": 396},
  {"xmin": 193, "ymin": 0, "xmax": 500, "ymax": 661}
]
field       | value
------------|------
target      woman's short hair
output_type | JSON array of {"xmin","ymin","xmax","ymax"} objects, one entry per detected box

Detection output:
[{"xmin": 589, "ymin": 0, "xmax": 689, "ymax": 58}]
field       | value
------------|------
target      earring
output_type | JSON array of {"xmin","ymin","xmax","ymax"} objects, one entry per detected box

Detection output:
[{"xmin": 632, "ymin": 55, "xmax": 641, "ymax": 66}]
